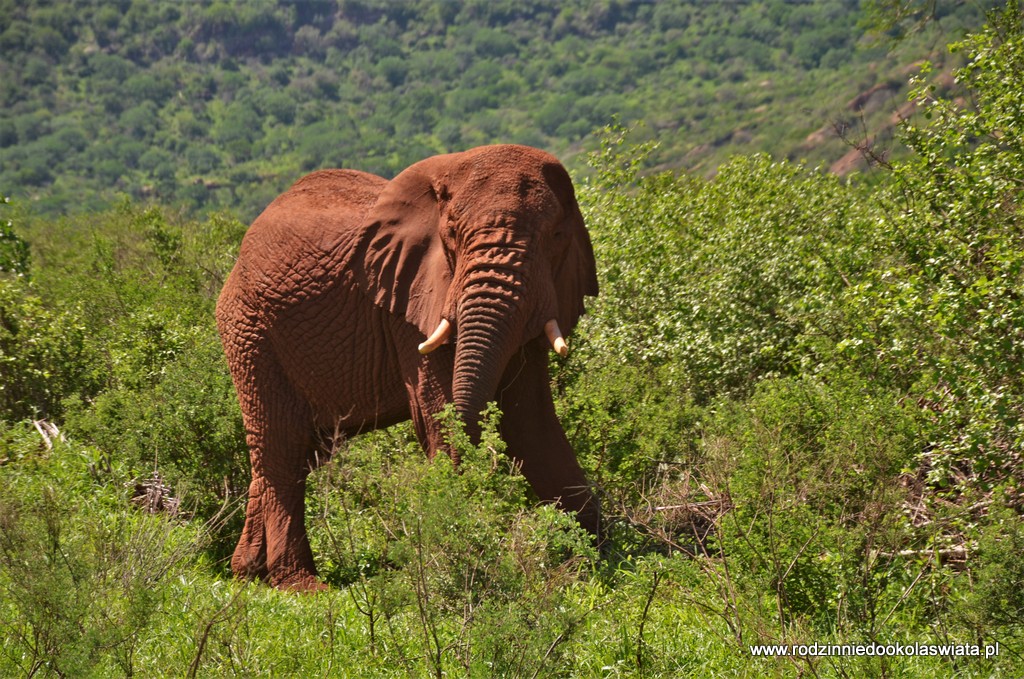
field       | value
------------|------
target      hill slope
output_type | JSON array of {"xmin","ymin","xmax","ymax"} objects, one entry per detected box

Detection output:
[{"xmin": 0, "ymin": 0, "xmax": 997, "ymax": 219}]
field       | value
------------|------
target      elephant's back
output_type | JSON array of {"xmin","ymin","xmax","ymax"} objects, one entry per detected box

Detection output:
[
  {"xmin": 254, "ymin": 168, "xmax": 386, "ymax": 243},
  {"xmin": 261, "ymin": 169, "xmax": 387, "ymax": 240},
  {"xmin": 223, "ymin": 169, "xmax": 387, "ymax": 313},
  {"xmin": 286, "ymin": 169, "xmax": 387, "ymax": 212}
]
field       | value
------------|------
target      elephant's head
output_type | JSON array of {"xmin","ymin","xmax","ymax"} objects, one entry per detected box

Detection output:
[{"xmin": 355, "ymin": 145, "xmax": 598, "ymax": 427}]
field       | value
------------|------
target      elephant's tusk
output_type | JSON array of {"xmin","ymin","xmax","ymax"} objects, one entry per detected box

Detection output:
[
  {"xmin": 418, "ymin": 318, "xmax": 452, "ymax": 355},
  {"xmin": 544, "ymin": 319, "xmax": 569, "ymax": 358}
]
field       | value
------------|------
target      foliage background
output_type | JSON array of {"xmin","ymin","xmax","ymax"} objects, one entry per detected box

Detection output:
[{"xmin": 0, "ymin": 0, "xmax": 1002, "ymax": 218}]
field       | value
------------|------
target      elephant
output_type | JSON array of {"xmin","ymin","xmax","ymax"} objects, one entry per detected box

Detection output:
[{"xmin": 216, "ymin": 144, "xmax": 600, "ymax": 591}]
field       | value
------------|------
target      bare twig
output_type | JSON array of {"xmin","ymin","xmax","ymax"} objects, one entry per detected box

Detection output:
[
  {"xmin": 187, "ymin": 586, "xmax": 248, "ymax": 679},
  {"xmin": 878, "ymin": 564, "xmax": 929, "ymax": 631},
  {"xmin": 636, "ymin": 570, "xmax": 662, "ymax": 670}
]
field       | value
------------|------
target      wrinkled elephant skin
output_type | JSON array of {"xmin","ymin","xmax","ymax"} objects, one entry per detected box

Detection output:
[{"xmin": 216, "ymin": 145, "xmax": 600, "ymax": 591}]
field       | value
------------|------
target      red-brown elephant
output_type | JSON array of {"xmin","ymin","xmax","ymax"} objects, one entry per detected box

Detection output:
[{"xmin": 216, "ymin": 145, "xmax": 600, "ymax": 591}]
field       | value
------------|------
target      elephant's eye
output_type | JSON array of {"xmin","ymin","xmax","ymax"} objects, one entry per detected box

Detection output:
[
  {"xmin": 550, "ymin": 229, "xmax": 570, "ymax": 260},
  {"xmin": 553, "ymin": 230, "xmax": 571, "ymax": 251}
]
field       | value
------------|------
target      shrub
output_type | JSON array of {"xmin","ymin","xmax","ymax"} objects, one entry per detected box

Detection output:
[
  {"xmin": 0, "ymin": 425, "xmax": 206, "ymax": 677},
  {"xmin": 62, "ymin": 321, "xmax": 248, "ymax": 528},
  {"xmin": 957, "ymin": 492, "xmax": 1024, "ymax": 631},
  {"xmin": 577, "ymin": 126, "xmax": 876, "ymax": 405},
  {"xmin": 561, "ymin": 126, "xmax": 877, "ymax": 504},
  {"xmin": 706, "ymin": 370, "xmax": 926, "ymax": 631},
  {"xmin": 307, "ymin": 405, "xmax": 599, "ymax": 677},
  {"xmin": 831, "ymin": 1, "xmax": 1024, "ymax": 489},
  {"xmin": 0, "ymin": 277, "xmax": 97, "ymax": 422},
  {"xmin": 19, "ymin": 204, "xmax": 249, "ymax": 528}
]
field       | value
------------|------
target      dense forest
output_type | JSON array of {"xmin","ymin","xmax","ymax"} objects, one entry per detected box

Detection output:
[
  {"xmin": 2, "ymin": 0, "xmax": 1024, "ymax": 676},
  {"xmin": 0, "ymin": 0, "xmax": 999, "ymax": 219}
]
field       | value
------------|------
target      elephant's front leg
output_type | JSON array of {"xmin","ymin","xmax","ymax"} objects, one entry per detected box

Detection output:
[
  {"xmin": 497, "ymin": 344, "xmax": 601, "ymax": 538},
  {"xmin": 393, "ymin": 323, "xmax": 457, "ymax": 460}
]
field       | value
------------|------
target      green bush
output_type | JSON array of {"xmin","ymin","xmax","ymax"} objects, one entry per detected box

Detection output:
[
  {"xmin": 12, "ymin": 204, "xmax": 249, "ymax": 527},
  {"xmin": 830, "ymin": 1, "xmax": 1024, "ymax": 489},
  {"xmin": 62, "ymin": 321, "xmax": 247, "ymax": 526},
  {"xmin": 577, "ymin": 127, "xmax": 876, "ymax": 405},
  {"xmin": 307, "ymin": 405, "xmax": 599, "ymax": 677},
  {"xmin": 559, "ymin": 126, "xmax": 878, "ymax": 506},
  {"xmin": 707, "ymin": 370, "xmax": 925, "ymax": 631},
  {"xmin": 0, "ymin": 277, "xmax": 97, "ymax": 422},
  {"xmin": 0, "ymin": 425, "xmax": 206, "ymax": 677},
  {"xmin": 957, "ymin": 492, "xmax": 1024, "ymax": 632}
]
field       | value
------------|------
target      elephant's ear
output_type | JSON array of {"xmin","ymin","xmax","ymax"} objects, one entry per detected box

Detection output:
[
  {"xmin": 556, "ymin": 217, "xmax": 599, "ymax": 335},
  {"xmin": 352, "ymin": 169, "xmax": 451, "ymax": 338},
  {"xmin": 546, "ymin": 165, "xmax": 599, "ymax": 336}
]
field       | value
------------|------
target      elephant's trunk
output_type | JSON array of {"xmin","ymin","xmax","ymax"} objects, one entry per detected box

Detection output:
[{"xmin": 451, "ymin": 267, "xmax": 526, "ymax": 437}]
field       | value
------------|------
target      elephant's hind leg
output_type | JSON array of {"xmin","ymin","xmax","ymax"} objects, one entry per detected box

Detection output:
[{"xmin": 226, "ymin": 344, "xmax": 324, "ymax": 591}]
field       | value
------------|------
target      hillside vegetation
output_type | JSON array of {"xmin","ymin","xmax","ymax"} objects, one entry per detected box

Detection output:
[
  {"xmin": 0, "ymin": 0, "xmax": 999, "ymax": 219},
  {"xmin": 2, "ymin": 0, "xmax": 1024, "ymax": 676}
]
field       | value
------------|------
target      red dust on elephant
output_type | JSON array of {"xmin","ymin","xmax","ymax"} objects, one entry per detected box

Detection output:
[{"xmin": 216, "ymin": 145, "xmax": 600, "ymax": 591}]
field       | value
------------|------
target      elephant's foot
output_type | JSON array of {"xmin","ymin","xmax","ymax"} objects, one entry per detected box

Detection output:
[{"xmin": 233, "ymin": 547, "xmax": 326, "ymax": 592}]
